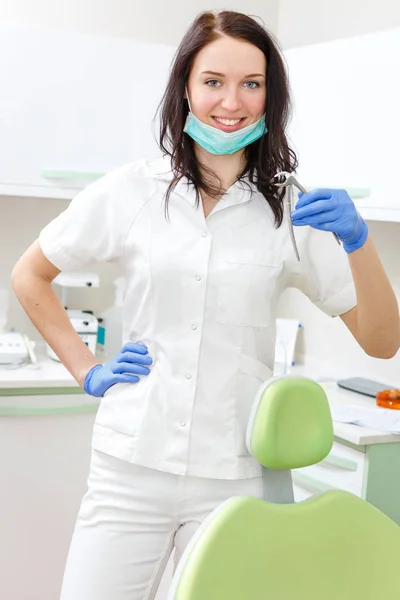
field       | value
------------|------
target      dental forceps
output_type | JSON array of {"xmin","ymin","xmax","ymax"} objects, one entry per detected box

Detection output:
[{"xmin": 272, "ymin": 171, "xmax": 341, "ymax": 262}]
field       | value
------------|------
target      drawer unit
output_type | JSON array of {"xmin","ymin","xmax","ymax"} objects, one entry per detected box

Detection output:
[{"xmin": 292, "ymin": 441, "xmax": 365, "ymax": 501}]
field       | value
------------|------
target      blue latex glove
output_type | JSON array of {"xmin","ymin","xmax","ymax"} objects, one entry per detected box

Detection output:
[
  {"xmin": 291, "ymin": 188, "xmax": 368, "ymax": 253},
  {"xmin": 83, "ymin": 342, "xmax": 152, "ymax": 397}
]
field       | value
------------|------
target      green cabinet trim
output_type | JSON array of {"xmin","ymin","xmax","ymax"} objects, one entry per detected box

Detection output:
[
  {"xmin": 41, "ymin": 169, "xmax": 104, "ymax": 181},
  {"xmin": 363, "ymin": 443, "xmax": 400, "ymax": 525},
  {"xmin": 0, "ymin": 387, "xmax": 84, "ymax": 397},
  {"xmin": 334, "ymin": 436, "xmax": 366, "ymax": 453},
  {"xmin": 292, "ymin": 472, "xmax": 337, "ymax": 494},
  {"xmin": 322, "ymin": 454, "xmax": 358, "ymax": 471},
  {"xmin": 0, "ymin": 404, "xmax": 98, "ymax": 417}
]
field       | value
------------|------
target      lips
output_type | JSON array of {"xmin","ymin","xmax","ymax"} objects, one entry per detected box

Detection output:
[{"xmin": 211, "ymin": 117, "xmax": 246, "ymax": 132}]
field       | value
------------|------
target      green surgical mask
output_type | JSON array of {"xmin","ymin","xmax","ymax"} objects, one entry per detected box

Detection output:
[{"xmin": 183, "ymin": 88, "xmax": 268, "ymax": 155}]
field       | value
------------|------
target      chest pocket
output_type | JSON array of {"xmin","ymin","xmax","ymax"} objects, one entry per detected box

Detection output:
[{"xmin": 212, "ymin": 248, "xmax": 283, "ymax": 328}]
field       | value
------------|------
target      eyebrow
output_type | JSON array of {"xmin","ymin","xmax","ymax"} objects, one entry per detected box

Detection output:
[{"xmin": 200, "ymin": 70, "xmax": 265, "ymax": 78}]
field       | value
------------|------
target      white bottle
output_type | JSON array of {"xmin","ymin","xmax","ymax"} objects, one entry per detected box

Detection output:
[{"xmin": 97, "ymin": 277, "xmax": 125, "ymax": 360}]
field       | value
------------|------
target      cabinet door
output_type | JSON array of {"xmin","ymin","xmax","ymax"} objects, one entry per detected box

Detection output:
[
  {"xmin": 0, "ymin": 23, "xmax": 176, "ymax": 197},
  {"xmin": 286, "ymin": 42, "xmax": 351, "ymax": 190},
  {"xmin": 0, "ymin": 392, "xmax": 97, "ymax": 600},
  {"xmin": 285, "ymin": 29, "xmax": 400, "ymax": 211},
  {"xmin": 292, "ymin": 441, "xmax": 365, "ymax": 498}
]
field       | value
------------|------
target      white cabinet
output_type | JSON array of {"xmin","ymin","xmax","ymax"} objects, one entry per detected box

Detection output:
[
  {"xmin": 292, "ymin": 434, "xmax": 400, "ymax": 527},
  {"xmin": 293, "ymin": 440, "xmax": 365, "ymax": 502},
  {"xmin": 0, "ymin": 23, "xmax": 176, "ymax": 199},
  {"xmin": 0, "ymin": 388, "xmax": 173, "ymax": 600},
  {"xmin": 285, "ymin": 28, "xmax": 400, "ymax": 221},
  {"xmin": 0, "ymin": 391, "xmax": 98, "ymax": 599}
]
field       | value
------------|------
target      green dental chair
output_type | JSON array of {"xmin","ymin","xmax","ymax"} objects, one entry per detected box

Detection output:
[{"xmin": 168, "ymin": 377, "xmax": 400, "ymax": 600}]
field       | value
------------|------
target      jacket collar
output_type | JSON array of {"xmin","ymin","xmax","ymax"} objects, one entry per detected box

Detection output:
[{"xmin": 150, "ymin": 155, "xmax": 259, "ymax": 207}]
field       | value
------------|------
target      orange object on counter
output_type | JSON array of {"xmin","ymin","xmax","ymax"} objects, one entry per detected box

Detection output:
[{"xmin": 376, "ymin": 389, "xmax": 400, "ymax": 410}]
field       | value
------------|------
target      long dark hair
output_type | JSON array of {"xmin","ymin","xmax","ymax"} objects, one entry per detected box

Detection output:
[{"xmin": 157, "ymin": 10, "xmax": 297, "ymax": 227}]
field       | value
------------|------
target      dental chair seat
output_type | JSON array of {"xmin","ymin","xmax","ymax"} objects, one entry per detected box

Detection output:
[{"xmin": 168, "ymin": 377, "xmax": 400, "ymax": 600}]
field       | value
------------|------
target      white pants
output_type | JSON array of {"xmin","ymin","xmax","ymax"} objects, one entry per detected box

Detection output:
[{"xmin": 60, "ymin": 450, "xmax": 263, "ymax": 600}]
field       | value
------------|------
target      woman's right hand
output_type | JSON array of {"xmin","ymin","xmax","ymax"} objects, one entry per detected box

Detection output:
[{"xmin": 83, "ymin": 342, "xmax": 153, "ymax": 397}]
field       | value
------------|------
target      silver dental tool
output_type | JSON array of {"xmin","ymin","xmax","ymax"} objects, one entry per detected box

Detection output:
[{"xmin": 272, "ymin": 171, "xmax": 341, "ymax": 262}]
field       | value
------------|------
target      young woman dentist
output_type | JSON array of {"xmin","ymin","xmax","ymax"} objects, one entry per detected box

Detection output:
[{"xmin": 12, "ymin": 10, "xmax": 400, "ymax": 600}]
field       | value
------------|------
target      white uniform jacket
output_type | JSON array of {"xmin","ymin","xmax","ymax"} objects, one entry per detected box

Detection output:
[{"xmin": 39, "ymin": 157, "xmax": 357, "ymax": 479}]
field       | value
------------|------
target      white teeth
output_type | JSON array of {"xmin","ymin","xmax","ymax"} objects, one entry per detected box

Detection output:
[{"xmin": 214, "ymin": 117, "xmax": 242, "ymax": 126}]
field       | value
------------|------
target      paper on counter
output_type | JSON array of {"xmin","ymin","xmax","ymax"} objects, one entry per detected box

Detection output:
[{"xmin": 331, "ymin": 405, "xmax": 400, "ymax": 434}]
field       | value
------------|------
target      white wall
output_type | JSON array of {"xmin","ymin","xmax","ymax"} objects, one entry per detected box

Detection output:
[
  {"xmin": 0, "ymin": 195, "xmax": 119, "ymax": 339},
  {"xmin": 278, "ymin": 0, "xmax": 400, "ymax": 48},
  {"xmin": 0, "ymin": 0, "xmax": 279, "ymax": 45},
  {"xmin": 275, "ymin": 0, "xmax": 400, "ymax": 384}
]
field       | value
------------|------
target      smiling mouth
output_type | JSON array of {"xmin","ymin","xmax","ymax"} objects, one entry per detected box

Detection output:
[{"xmin": 212, "ymin": 116, "xmax": 246, "ymax": 131}]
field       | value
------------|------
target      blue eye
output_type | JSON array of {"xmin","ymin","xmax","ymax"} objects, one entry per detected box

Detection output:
[
  {"xmin": 204, "ymin": 79, "xmax": 260, "ymax": 89},
  {"xmin": 244, "ymin": 81, "xmax": 260, "ymax": 89},
  {"xmin": 205, "ymin": 80, "xmax": 221, "ymax": 87}
]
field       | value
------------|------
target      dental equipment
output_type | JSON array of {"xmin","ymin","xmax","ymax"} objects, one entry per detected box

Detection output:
[{"xmin": 272, "ymin": 171, "xmax": 341, "ymax": 261}]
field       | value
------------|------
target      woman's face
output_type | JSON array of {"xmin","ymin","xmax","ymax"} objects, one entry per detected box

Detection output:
[{"xmin": 186, "ymin": 35, "xmax": 267, "ymax": 133}]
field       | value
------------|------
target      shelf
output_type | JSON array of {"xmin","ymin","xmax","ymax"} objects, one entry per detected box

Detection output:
[
  {"xmin": 359, "ymin": 207, "xmax": 400, "ymax": 223},
  {"xmin": 0, "ymin": 403, "xmax": 98, "ymax": 416},
  {"xmin": 1, "ymin": 184, "xmax": 399, "ymax": 222},
  {"xmin": 40, "ymin": 169, "xmax": 104, "ymax": 182},
  {"xmin": 0, "ymin": 183, "xmax": 79, "ymax": 200}
]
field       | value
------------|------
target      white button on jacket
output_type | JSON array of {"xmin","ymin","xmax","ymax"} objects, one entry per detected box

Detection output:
[{"xmin": 39, "ymin": 157, "xmax": 357, "ymax": 479}]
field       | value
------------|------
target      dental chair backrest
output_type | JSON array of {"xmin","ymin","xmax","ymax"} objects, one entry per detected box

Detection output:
[
  {"xmin": 168, "ymin": 376, "xmax": 400, "ymax": 600},
  {"xmin": 246, "ymin": 375, "xmax": 334, "ymax": 504}
]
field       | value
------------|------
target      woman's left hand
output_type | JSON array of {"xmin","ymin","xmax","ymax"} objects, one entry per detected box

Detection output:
[{"xmin": 291, "ymin": 188, "xmax": 368, "ymax": 253}]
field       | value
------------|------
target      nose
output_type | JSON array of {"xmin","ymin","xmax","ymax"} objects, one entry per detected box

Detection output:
[{"xmin": 220, "ymin": 86, "xmax": 242, "ymax": 113}]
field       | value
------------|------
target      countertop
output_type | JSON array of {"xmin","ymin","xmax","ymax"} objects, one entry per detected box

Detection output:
[
  {"xmin": 0, "ymin": 354, "xmax": 77, "ymax": 388},
  {"xmin": 0, "ymin": 352, "xmax": 399, "ymax": 446}
]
